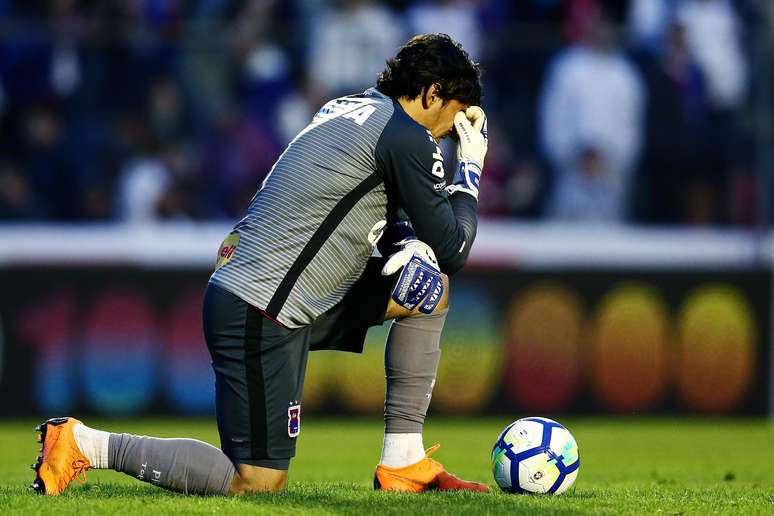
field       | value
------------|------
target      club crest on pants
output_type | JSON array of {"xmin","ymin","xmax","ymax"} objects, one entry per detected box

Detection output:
[{"xmin": 288, "ymin": 404, "xmax": 301, "ymax": 438}]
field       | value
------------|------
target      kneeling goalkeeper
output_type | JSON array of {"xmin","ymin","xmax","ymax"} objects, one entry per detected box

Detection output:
[{"xmin": 31, "ymin": 33, "xmax": 489, "ymax": 495}]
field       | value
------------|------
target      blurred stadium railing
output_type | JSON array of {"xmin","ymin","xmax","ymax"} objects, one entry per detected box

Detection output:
[{"xmin": 0, "ymin": 221, "xmax": 771, "ymax": 418}]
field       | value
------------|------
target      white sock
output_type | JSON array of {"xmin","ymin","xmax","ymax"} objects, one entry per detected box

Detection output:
[
  {"xmin": 72, "ymin": 423, "xmax": 112, "ymax": 469},
  {"xmin": 379, "ymin": 433, "xmax": 425, "ymax": 468}
]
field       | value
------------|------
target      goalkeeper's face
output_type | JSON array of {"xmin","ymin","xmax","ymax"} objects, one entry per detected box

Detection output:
[{"xmin": 427, "ymin": 98, "xmax": 467, "ymax": 140}]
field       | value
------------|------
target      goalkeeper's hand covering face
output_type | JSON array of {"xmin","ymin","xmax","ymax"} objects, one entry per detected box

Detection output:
[{"xmin": 447, "ymin": 106, "xmax": 488, "ymax": 200}]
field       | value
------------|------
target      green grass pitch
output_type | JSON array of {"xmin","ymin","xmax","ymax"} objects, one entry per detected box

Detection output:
[{"xmin": 1, "ymin": 417, "xmax": 773, "ymax": 515}]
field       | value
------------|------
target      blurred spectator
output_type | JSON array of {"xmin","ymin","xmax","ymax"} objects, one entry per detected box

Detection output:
[
  {"xmin": 472, "ymin": 121, "xmax": 547, "ymax": 219},
  {"xmin": 505, "ymin": 158, "xmax": 545, "ymax": 218},
  {"xmin": 115, "ymin": 138, "xmax": 197, "ymax": 223},
  {"xmin": 548, "ymin": 146, "xmax": 624, "ymax": 222},
  {"xmin": 233, "ymin": 0, "xmax": 296, "ymax": 120},
  {"xmin": 627, "ymin": 0, "xmax": 670, "ymax": 57},
  {"xmin": 0, "ymin": 162, "xmax": 44, "ymax": 219},
  {"xmin": 156, "ymin": 142, "xmax": 201, "ymax": 221},
  {"xmin": 48, "ymin": 0, "xmax": 84, "ymax": 100},
  {"xmin": 115, "ymin": 140, "xmax": 171, "ymax": 223},
  {"xmin": 540, "ymin": 6, "xmax": 645, "ymax": 222},
  {"xmin": 198, "ymin": 109, "xmax": 281, "ymax": 219},
  {"xmin": 677, "ymin": 0, "xmax": 749, "ymax": 225},
  {"xmin": 306, "ymin": 0, "xmax": 404, "ymax": 96},
  {"xmin": 274, "ymin": 71, "xmax": 326, "ymax": 144},
  {"xmin": 565, "ymin": 0, "xmax": 627, "ymax": 43},
  {"xmin": 406, "ymin": 0, "xmax": 481, "ymax": 59},
  {"xmin": 147, "ymin": 75, "xmax": 189, "ymax": 143},
  {"xmin": 179, "ymin": 13, "xmax": 235, "ymax": 123},
  {"xmin": 676, "ymin": 0, "xmax": 747, "ymax": 111},
  {"xmin": 20, "ymin": 103, "xmax": 80, "ymax": 219},
  {"xmin": 635, "ymin": 21, "xmax": 712, "ymax": 225}
]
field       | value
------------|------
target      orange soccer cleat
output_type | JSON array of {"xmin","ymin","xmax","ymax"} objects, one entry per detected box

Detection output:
[
  {"xmin": 374, "ymin": 444, "xmax": 489, "ymax": 493},
  {"xmin": 30, "ymin": 417, "xmax": 92, "ymax": 495}
]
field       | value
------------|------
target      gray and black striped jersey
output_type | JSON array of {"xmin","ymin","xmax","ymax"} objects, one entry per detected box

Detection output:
[{"xmin": 209, "ymin": 88, "xmax": 478, "ymax": 328}]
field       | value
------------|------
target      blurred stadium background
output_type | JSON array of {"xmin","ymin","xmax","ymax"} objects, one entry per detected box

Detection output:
[{"xmin": 0, "ymin": 0, "xmax": 773, "ymax": 422}]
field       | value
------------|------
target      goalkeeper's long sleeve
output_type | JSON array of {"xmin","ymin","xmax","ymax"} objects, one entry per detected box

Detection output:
[{"xmin": 375, "ymin": 99, "xmax": 478, "ymax": 275}]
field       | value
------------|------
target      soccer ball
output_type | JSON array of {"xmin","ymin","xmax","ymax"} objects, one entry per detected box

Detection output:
[{"xmin": 491, "ymin": 417, "xmax": 580, "ymax": 495}]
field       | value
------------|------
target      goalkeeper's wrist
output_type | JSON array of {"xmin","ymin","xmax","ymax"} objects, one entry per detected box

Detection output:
[
  {"xmin": 446, "ymin": 184, "xmax": 478, "ymax": 200},
  {"xmin": 447, "ymin": 160, "xmax": 482, "ymax": 200}
]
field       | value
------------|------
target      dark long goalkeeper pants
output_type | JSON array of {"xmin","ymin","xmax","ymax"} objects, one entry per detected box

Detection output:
[{"xmin": 204, "ymin": 258, "xmax": 395, "ymax": 469}]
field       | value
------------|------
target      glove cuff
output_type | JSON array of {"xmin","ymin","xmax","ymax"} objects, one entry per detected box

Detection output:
[
  {"xmin": 377, "ymin": 220, "xmax": 416, "ymax": 258},
  {"xmin": 449, "ymin": 160, "xmax": 482, "ymax": 200}
]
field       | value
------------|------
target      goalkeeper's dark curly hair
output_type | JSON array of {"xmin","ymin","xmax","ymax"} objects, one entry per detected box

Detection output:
[{"xmin": 377, "ymin": 34, "xmax": 482, "ymax": 107}]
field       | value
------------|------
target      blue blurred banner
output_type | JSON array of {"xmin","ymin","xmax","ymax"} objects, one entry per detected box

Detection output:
[{"xmin": 0, "ymin": 265, "xmax": 768, "ymax": 417}]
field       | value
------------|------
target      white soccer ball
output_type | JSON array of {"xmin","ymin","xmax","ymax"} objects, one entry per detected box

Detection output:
[{"xmin": 491, "ymin": 417, "xmax": 580, "ymax": 495}]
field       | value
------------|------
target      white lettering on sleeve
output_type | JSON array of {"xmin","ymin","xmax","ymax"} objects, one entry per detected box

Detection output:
[
  {"xmin": 431, "ymin": 145, "xmax": 445, "ymax": 178},
  {"xmin": 342, "ymin": 105, "xmax": 376, "ymax": 126}
]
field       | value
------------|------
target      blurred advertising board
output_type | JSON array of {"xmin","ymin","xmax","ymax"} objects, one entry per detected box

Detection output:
[{"xmin": 0, "ymin": 264, "xmax": 769, "ymax": 417}]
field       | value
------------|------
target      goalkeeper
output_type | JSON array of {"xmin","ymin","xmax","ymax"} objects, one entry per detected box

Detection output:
[{"xmin": 31, "ymin": 33, "xmax": 489, "ymax": 495}]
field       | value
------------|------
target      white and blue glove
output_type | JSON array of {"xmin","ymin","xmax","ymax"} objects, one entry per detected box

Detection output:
[
  {"xmin": 447, "ymin": 106, "xmax": 488, "ymax": 200},
  {"xmin": 381, "ymin": 237, "xmax": 444, "ymax": 314}
]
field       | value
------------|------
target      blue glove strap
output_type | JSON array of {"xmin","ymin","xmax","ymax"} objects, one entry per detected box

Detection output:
[
  {"xmin": 419, "ymin": 274, "xmax": 444, "ymax": 314},
  {"xmin": 452, "ymin": 160, "xmax": 481, "ymax": 196},
  {"xmin": 391, "ymin": 255, "xmax": 444, "ymax": 312}
]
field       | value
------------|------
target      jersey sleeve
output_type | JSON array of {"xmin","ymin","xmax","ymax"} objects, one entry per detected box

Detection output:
[{"xmin": 375, "ymin": 110, "xmax": 478, "ymax": 275}]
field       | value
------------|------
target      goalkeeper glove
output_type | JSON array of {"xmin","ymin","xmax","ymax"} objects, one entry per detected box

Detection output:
[
  {"xmin": 447, "ymin": 106, "xmax": 488, "ymax": 200},
  {"xmin": 381, "ymin": 238, "xmax": 444, "ymax": 314}
]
